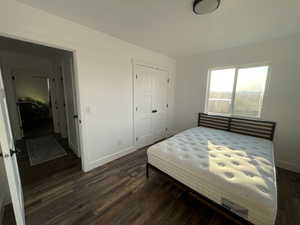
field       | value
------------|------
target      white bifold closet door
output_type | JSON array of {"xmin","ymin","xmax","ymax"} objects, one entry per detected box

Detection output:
[
  {"xmin": 134, "ymin": 64, "xmax": 168, "ymax": 148},
  {"xmin": 152, "ymin": 69, "xmax": 168, "ymax": 142}
]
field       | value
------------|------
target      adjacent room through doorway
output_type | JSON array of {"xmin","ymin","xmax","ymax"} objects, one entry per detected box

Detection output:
[
  {"xmin": 0, "ymin": 36, "xmax": 81, "ymax": 186},
  {"xmin": 15, "ymin": 75, "xmax": 52, "ymax": 139}
]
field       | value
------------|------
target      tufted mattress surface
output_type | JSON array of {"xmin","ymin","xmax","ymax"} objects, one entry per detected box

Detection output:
[{"xmin": 147, "ymin": 127, "xmax": 277, "ymax": 225}]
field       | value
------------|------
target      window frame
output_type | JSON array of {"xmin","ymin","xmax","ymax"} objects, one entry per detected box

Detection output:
[{"xmin": 205, "ymin": 63, "xmax": 271, "ymax": 119}]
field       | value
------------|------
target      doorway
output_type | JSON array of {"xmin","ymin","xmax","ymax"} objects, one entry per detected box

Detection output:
[
  {"xmin": 0, "ymin": 35, "xmax": 84, "ymax": 225},
  {"xmin": 0, "ymin": 36, "xmax": 82, "ymax": 185}
]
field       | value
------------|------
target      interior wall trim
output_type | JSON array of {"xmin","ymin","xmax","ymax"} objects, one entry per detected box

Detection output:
[
  {"xmin": 132, "ymin": 58, "xmax": 171, "ymax": 72},
  {"xmin": 0, "ymin": 32, "xmax": 87, "ymax": 172},
  {"xmin": 85, "ymin": 146, "xmax": 137, "ymax": 172},
  {"xmin": 276, "ymin": 160, "xmax": 300, "ymax": 173}
]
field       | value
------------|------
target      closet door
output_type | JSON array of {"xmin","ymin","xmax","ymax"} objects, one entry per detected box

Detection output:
[
  {"xmin": 134, "ymin": 64, "xmax": 169, "ymax": 148},
  {"xmin": 134, "ymin": 65, "xmax": 154, "ymax": 148},
  {"xmin": 151, "ymin": 69, "xmax": 168, "ymax": 142}
]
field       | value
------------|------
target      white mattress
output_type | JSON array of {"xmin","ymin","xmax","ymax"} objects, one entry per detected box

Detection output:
[{"xmin": 147, "ymin": 127, "xmax": 277, "ymax": 225}]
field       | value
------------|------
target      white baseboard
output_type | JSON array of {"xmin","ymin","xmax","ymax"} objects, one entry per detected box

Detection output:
[
  {"xmin": 86, "ymin": 146, "xmax": 137, "ymax": 172},
  {"xmin": 84, "ymin": 134, "xmax": 176, "ymax": 172},
  {"xmin": 276, "ymin": 160, "xmax": 300, "ymax": 173}
]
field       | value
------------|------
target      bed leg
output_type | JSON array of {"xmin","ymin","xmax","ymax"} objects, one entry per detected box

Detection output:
[{"xmin": 146, "ymin": 163, "xmax": 149, "ymax": 178}]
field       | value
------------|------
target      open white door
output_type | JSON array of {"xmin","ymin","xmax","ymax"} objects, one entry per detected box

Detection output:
[
  {"xmin": 62, "ymin": 56, "xmax": 80, "ymax": 157},
  {"xmin": 0, "ymin": 69, "xmax": 25, "ymax": 225},
  {"xmin": 69, "ymin": 57, "xmax": 80, "ymax": 157}
]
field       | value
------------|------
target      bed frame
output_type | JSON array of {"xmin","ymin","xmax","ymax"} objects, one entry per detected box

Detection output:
[
  {"xmin": 198, "ymin": 113, "xmax": 276, "ymax": 140},
  {"xmin": 146, "ymin": 163, "xmax": 252, "ymax": 225},
  {"xmin": 146, "ymin": 113, "xmax": 276, "ymax": 225}
]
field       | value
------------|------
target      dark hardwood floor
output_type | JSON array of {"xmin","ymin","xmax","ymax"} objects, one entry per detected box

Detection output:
[
  {"xmin": 3, "ymin": 148, "xmax": 300, "ymax": 225},
  {"xmin": 15, "ymin": 134, "xmax": 80, "ymax": 186},
  {"xmin": 22, "ymin": 119, "xmax": 54, "ymax": 139}
]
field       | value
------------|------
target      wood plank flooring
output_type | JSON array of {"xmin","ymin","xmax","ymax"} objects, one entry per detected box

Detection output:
[
  {"xmin": 16, "ymin": 135, "xmax": 80, "ymax": 186},
  {"xmin": 4, "ymin": 148, "xmax": 300, "ymax": 225}
]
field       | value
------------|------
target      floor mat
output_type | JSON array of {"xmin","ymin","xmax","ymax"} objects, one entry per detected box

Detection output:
[{"xmin": 26, "ymin": 135, "xmax": 67, "ymax": 166}]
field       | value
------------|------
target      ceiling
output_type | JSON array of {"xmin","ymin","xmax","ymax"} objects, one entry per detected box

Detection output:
[{"xmin": 18, "ymin": 0, "xmax": 300, "ymax": 58}]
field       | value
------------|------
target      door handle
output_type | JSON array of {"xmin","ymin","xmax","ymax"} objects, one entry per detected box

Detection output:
[
  {"xmin": 152, "ymin": 110, "xmax": 158, "ymax": 113},
  {"xmin": 73, "ymin": 115, "xmax": 78, "ymax": 119}
]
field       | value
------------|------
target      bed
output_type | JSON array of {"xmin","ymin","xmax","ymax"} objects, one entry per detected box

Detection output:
[{"xmin": 147, "ymin": 113, "xmax": 277, "ymax": 225}]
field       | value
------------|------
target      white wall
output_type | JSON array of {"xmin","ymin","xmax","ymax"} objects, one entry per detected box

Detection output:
[
  {"xmin": 14, "ymin": 74, "xmax": 49, "ymax": 104},
  {"xmin": 0, "ymin": 0, "xmax": 176, "ymax": 173},
  {"xmin": 175, "ymin": 34, "xmax": 300, "ymax": 173}
]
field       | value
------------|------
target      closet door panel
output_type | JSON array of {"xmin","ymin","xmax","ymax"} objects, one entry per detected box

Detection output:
[
  {"xmin": 134, "ymin": 65, "xmax": 153, "ymax": 147},
  {"xmin": 152, "ymin": 69, "xmax": 168, "ymax": 142}
]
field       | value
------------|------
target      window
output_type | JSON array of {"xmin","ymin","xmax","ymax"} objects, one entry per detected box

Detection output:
[{"xmin": 206, "ymin": 65, "xmax": 269, "ymax": 118}]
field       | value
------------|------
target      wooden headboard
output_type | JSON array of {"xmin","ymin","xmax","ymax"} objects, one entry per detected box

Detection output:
[{"xmin": 198, "ymin": 113, "xmax": 276, "ymax": 140}]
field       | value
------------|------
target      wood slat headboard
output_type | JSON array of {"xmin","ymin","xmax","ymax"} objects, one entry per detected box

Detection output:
[{"xmin": 198, "ymin": 113, "xmax": 276, "ymax": 140}]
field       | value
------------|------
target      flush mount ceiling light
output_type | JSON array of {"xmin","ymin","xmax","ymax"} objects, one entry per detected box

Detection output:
[{"xmin": 193, "ymin": 0, "xmax": 221, "ymax": 15}]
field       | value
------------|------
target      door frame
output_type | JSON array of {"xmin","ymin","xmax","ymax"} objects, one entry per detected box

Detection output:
[
  {"xmin": 0, "ymin": 65, "xmax": 26, "ymax": 225},
  {"xmin": 0, "ymin": 32, "xmax": 86, "ymax": 171},
  {"xmin": 132, "ymin": 59, "xmax": 170, "ymax": 148}
]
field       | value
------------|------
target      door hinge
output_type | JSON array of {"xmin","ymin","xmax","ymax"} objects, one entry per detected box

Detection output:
[
  {"xmin": 167, "ymin": 78, "xmax": 170, "ymax": 83},
  {"xmin": 0, "ymin": 149, "xmax": 19, "ymax": 158},
  {"xmin": 9, "ymin": 149, "xmax": 18, "ymax": 156},
  {"xmin": 136, "ymin": 107, "xmax": 138, "ymax": 111},
  {"xmin": 136, "ymin": 74, "xmax": 138, "ymax": 79},
  {"xmin": 136, "ymin": 137, "xmax": 139, "ymax": 142},
  {"xmin": 0, "ymin": 152, "xmax": 8, "ymax": 158},
  {"xmin": 166, "ymin": 104, "xmax": 169, "ymax": 108}
]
